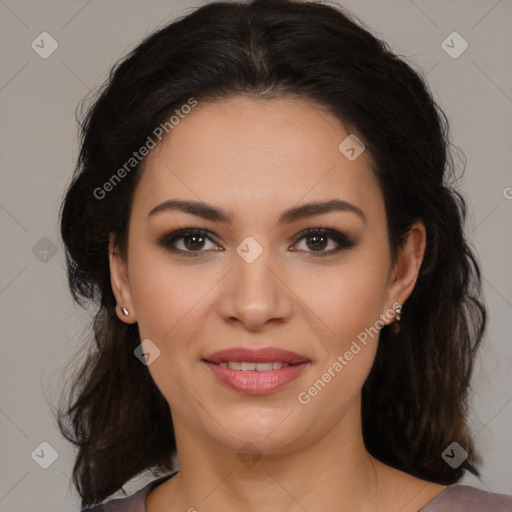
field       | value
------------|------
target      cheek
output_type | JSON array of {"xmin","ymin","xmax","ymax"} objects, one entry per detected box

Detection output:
[
  {"xmin": 127, "ymin": 249, "xmax": 211, "ymax": 406},
  {"xmin": 297, "ymin": 258, "xmax": 390, "ymax": 347},
  {"xmin": 127, "ymin": 245, "xmax": 211, "ymax": 344},
  {"xmin": 335, "ymin": 269, "xmax": 388, "ymax": 339},
  {"xmin": 290, "ymin": 252, "xmax": 391, "ymax": 404},
  {"xmin": 293, "ymin": 267, "xmax": 387, "ymax": 409}
]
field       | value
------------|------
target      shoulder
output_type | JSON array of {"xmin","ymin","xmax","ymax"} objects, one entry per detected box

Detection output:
[
  {"xmin": 79, "ymin": 472, "xmax": 177, "ymax": 512},
  {"xmin": 419, "ymin": 484, "xmax": 512, "ymax": 511}
]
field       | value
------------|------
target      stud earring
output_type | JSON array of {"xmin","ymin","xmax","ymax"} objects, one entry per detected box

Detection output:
[
  {"xmin": 121, "ymin": 307, "xmax": 129, "ymax": 317},
  {"xmin": 389, "ymin": 303, "xmax": 402, "ymax": 336}
]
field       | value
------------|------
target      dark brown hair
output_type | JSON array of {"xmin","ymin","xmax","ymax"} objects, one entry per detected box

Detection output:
[{"xmin": 58, "ymin": 0, "xmax": 486, "ymax": 506}]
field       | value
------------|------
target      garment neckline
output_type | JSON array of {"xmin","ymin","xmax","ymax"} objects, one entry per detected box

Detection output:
[
  {"xmin": 144, "ymin": 472, "xmax": 178, "ymax": 511},
  {"xmin": 143, "ymin": 474, "xmax": 456, "ymax": 512},
  {"xmin": 416, "ymin": 484, "xmax": 465, "ymax": 511}
]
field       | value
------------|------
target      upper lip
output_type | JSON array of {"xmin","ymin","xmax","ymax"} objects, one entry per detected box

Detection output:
[{"xmin": 203, "ymin": 347, "xmax": 310, "ymax": 365}]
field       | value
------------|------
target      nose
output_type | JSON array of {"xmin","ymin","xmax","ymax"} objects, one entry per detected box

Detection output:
[{"xmin": 216, "ymin": 245, "xmax": 293, "ymax": 331}]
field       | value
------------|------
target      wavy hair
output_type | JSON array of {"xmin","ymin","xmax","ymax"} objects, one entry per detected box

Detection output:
[{"xmin": 58, "ymin": 0, "xmax": 486, "ymax": 506}]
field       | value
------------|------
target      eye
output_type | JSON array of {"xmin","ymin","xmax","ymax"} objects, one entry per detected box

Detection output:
[
  {"xmin": 291, "ymin": 228, "xmax": 355, "ymax": 257},
  {"xmin": 157, "ymin": 226, "xmax": 356, "ymax": 258},
  {"xmin": 157, "ymin": 228, "xmax": 221, "ymax": 257}
]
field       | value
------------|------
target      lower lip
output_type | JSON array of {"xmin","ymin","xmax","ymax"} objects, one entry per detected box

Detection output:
[{"xmin": 204, "ymin": 361, "xmax": 310, "ymax": 395}]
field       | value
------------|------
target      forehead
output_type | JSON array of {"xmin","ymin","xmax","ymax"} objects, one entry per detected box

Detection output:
[{"xmin": 134, "ymin": 96, "xmax": 383, "ymax": 223}]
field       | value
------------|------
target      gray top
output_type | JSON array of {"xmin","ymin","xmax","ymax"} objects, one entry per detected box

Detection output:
[{"xmin": 82, "ymin": 473, "xmax": 512, "ymax": 511}]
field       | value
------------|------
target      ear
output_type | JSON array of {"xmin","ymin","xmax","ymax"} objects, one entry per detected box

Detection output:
[
  {"xmin": 109, "ymin": 233, "xmax": 137, "ymax": 324},
  {"xmin": 383, "ymin": 221, "xmax": 426, "ymax": 324}
]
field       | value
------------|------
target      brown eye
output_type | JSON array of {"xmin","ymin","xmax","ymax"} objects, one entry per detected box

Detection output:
[
  {"xmin": 292, "ymin": 228, "xmax": 355, "ymax": 257},
  {"xmin": 182, "ymin": 233, "xmax": 207, "ymax": 250},
  {"xmin": 157, "ymin": 229, "xmax": 221, "ymax": 257},
  {"xmin": 305, "ymin": 232, "xmax": 329, "ymax": 251}
]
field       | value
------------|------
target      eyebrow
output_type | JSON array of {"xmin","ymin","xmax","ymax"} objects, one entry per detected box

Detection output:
[{"xmin": 147, "ymin": 198, "xmax": 367, "ymax": 225}]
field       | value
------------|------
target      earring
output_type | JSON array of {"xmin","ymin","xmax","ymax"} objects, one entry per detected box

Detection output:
[
  {"xmin": 121, "ymin": 307, "xmax": 129, "ymax": 317},
  {"xmin": 390, "ymin": 304, "xmax": 402, "ymax": 336}
]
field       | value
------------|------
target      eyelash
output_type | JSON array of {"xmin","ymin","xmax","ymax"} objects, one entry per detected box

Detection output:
[{"xmin": 156, "ymin": 226, "xmax": 356, "ymax": 258}]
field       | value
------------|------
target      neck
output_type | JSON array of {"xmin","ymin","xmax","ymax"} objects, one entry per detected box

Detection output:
[{"xmin": 167, "ymin": 399, "xmax": 379, "ymax": 512}]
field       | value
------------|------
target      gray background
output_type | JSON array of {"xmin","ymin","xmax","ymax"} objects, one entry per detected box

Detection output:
[{"xmin": 1, "ymin": 0, "xmax": 511, "ymax": 510}]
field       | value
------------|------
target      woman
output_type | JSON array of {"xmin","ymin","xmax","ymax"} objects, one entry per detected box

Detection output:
[{"xmin": 58, "ymin": 0, "xmax": 512, "ymax": 510}]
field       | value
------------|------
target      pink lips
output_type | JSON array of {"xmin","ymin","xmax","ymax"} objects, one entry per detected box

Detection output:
[
  {"xmin": 203, "ymin": 347, "xmax": 310, "ymax": 395},
  {"xmin": 204, "ymin": 347, "xmax": 309, "ymax": 365}
]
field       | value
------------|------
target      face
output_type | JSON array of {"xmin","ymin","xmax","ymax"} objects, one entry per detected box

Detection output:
[{"xmin": 110, "ymin": 96, "xmax": 425, "ymax": 456}]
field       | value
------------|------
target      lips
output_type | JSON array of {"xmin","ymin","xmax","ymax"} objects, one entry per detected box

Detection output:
[
  {"xmin": 202, "ymin": 347, "xmax": 310, "ymax": 395},
  {"xmin": 203, "ymin": 347, "xmax": 309, "ymax": 365}
]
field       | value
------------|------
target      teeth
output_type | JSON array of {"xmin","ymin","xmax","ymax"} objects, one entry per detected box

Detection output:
[
  {"xmin": 255, "ymin": 362, "xmax": 273, "ymax": 372},
  {"xmin": 219, "ymin": 361, "xmax": 290, "ymax": 371}
]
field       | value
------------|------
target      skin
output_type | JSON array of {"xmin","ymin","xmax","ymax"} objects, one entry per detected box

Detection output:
[{"xmin": 109, "ymin": 96, "xmax": 445, "ymax": 511}]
